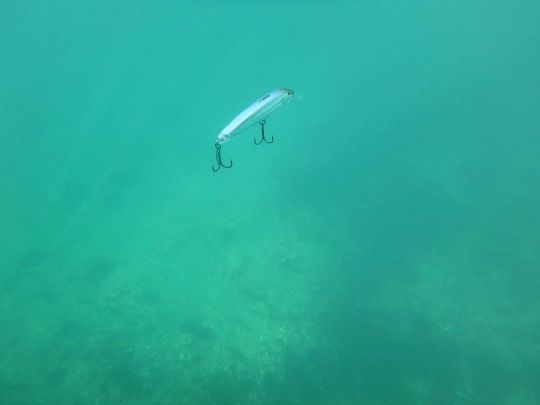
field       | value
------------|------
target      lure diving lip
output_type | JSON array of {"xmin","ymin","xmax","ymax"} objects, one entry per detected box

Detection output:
[{"xmin": 212, "ymin": 88, "xmax": 295, "ymax": 172}]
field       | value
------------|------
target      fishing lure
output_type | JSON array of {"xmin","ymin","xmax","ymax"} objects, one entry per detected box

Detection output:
[{"xmin": 212, "ymin": 88, "xmax": 295, "ymax": 172}]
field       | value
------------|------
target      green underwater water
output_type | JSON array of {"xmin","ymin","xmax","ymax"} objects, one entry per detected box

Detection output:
[{"xmin": 1, "ymin": 1, "xmax": 540, "ymax": 403}]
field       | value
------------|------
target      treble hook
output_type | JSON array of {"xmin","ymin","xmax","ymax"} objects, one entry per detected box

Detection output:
[
  {"xmin": 254, "ymin": 120, "xmax": 274, "ymax": 145},
  {"xmin": 212, "ymin": 142, "xmax": 232, "ymax": 172}
]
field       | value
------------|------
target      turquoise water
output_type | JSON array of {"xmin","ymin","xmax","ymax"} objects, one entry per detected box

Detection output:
[{"xmin": 1, "ymin": 1, "xmax": 539, "ymax": 403}]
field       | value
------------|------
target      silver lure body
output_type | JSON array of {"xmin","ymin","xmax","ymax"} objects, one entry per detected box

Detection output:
[{"xmin": 216, "ymin": 88, "xmax": 294, "ymax": 144}]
